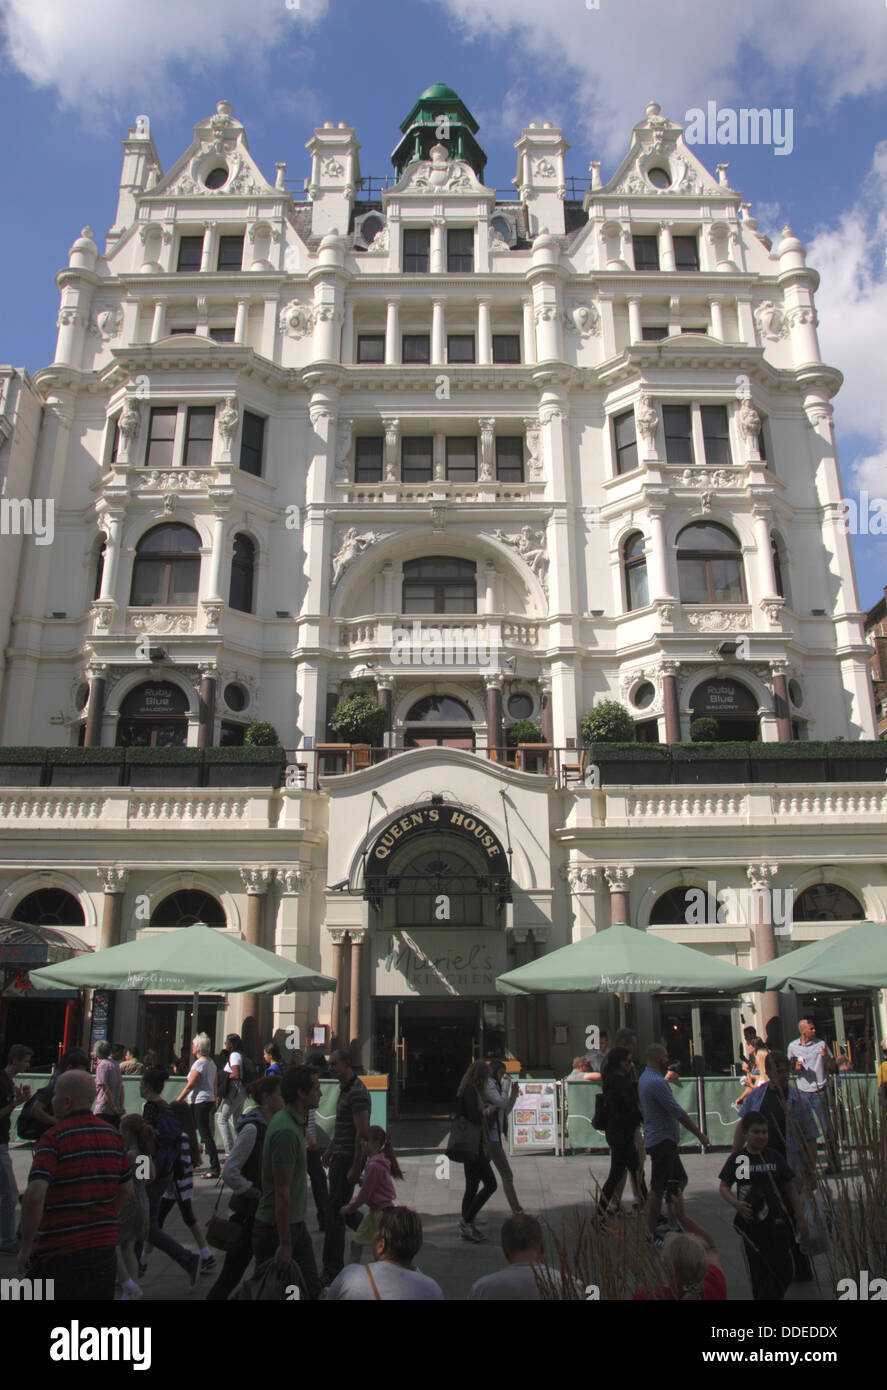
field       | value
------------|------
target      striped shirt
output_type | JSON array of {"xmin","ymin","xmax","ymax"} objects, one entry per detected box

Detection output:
[{"xmin": 28, "ymin": 1110, "xmax": 132, "ymax": 1257}]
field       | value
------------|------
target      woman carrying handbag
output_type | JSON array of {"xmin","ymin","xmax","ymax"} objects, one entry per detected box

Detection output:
[{"xmin": 449, "ymin": 1061, "xmax": 497, "ymax": 1243}]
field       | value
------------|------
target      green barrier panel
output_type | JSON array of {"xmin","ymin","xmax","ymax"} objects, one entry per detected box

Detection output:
[
  {"xmin": 703, "ymin": 1077, "xmax": 745, "ymax": 1145},
  {"xmin": 564, "ymin": 1081, "xmax": 605, "ymax": 1151}
]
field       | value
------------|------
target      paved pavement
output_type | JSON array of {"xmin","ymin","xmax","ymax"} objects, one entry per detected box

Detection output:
[{"xmin": 1, "ymin": 1134, "xmax": 835, "ymax": 1303}]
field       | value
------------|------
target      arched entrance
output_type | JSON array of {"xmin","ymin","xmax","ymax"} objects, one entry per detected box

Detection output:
[
  {"xmin": 690, "ymin": 677, "xmax": 760, "ymax": 740},
  {"xmin": 366, "ymin": 803, "xmax": 511, "ymax": 1115},
  {"xmin": 116, "ymin": 681, "xmax": 190, "ymax": 747},
  {"xmin": 404, "ymin": 694, "xmax": 476, "ymax": 750}
]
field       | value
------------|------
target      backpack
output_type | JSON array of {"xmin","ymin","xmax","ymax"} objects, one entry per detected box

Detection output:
[
  {"xmin": 16, "ymin": 1084, "xmax": 55, "ymax": 1141},
  {"xmin": 154, "ymin": 1110, "xmax": 186, "ymax": 1182}
]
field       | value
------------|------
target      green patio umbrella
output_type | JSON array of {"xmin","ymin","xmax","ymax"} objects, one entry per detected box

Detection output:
[
  {"xmin": 496, "ymin": 921, "xmax": 767, "ymax": 995},
  {"xmin": 763, "ymin": 920, "xmax": 887, "ymax": 992},
  {"xmin": 27, "ymin": 922, "xmax": 336, "ymax": 995}
]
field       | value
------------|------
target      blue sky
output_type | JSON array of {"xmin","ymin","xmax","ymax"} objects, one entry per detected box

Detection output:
[{"xmin": 1, "ymin": 0, "xmax": 884, "ymax": 608}]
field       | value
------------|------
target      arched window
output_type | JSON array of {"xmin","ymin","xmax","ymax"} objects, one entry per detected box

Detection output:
[
  {"xmin": 130, "ymin": 524, "xmax": 201, "ymax": 606},
  {"xmin": 649, "ymin": 886, "xmax": 709, "ymax": 925},
  {"xmin": 116, "ymin": 681, "xmax": 190, "ymax": 747},
  {"xmin": 228, "ymin": 533, "xmax": 255, "ymax": 613},
  {"xmin": 793, "ymin": 884, "xmax": 865, "ymax": 923},
  {"xmin": 405, "ymin": 694, "xmax": 475, "ymax": 750},
  {"xmin": 11, "ymin": 888, "xmax": 85, "ymax": 927},
  {"xmin": 395, "ymin": 848, "xmax": 482, "ymax": 926},
  {"xmin": 150, "ymin": 890, "xmax": 226, "ymax": 927},
  {"xmin": 623, "ymin": 532, "xmax": 649, "ymax": 611},
  {"xmin": 93, "ymin": 535, "xmax": 107, "ymax": 601},
  {"xmin": 402, "ymin": 557, "xmax": 476, "ymax": 614},
  {"xmin": 677, "ymin": 522, "xmax": 745, "ymax": 604},
  {"xmin": 690, "ymin": 678, "xmax": 760, "ymax": 741},
  {"xmin": 771, "ymin": 533, "xmax": 789, "ymax": 603}
]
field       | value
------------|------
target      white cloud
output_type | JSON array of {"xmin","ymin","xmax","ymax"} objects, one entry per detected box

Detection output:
[
  {"xmin": 434, "ymin": 0, "xmax": 887, "ymax": 164},
  {"xmin": 0, "ymin": 0, "xmax": 327, "ymax": 113}
]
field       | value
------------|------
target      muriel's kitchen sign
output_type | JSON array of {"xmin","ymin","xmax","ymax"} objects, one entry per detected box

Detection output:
[{"xmin": 374, "ymin": 931, "xmax": 506, "ymax": 997}]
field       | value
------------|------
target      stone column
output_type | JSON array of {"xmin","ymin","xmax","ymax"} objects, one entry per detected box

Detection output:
[
  {"xmin": 197, "ymin": 665, "xmax": 217, "ymax": 749},
  {"xmin": 239, "ymin": 869, "xmax": 272, "ymax": 1059},
  {"xmin": 646, "ymin": 505, "xmax": 671, "ymax": 600},
  {"xmin": 97, "ymin": 512, "xmax": 124, "ymax": 602},
  {"xmin": 770, "ymin": 662, "xmax": 793, "ymax": 743},
  {"xmin": 377, "ymin": 679, "xmax": 393, "ymax": 744},
  {"xmin": 532, "ymin": 929, "xmax": 550, "ymax": 1067},
  {"xmin": 84, "ymin": 664, "xmax": 107, "ymax": 749},
  {"xmin": 661, "ymin": 661, "xmax": 681, "ymax": 743},
  {"xmin": 430, "ymin": 216, "xmax": 446, "ymax": 273},
  {"xmin": 234, "ymin": 298, "xmax": 249, "ymax": 345},
  {"xmin": 341, "ymin": 300, "xmax": 354, "ymax": 364},
  {"xmin": 205, "ymin": 507, "xmax": 228, "ymax": 602},
  {"xmin": 522, "ymin": 299, "xmax": 536, "ymax": 366},
  {"xmin": 539, "ymin": 677, "xmax": 553, "ymax": 744},
  {"xmin": 97, "ymin": 867, "xmax": 129, "ymax": 952},
  {"xmin": 431, "ymin": 299, "xmax": 445, "ymax": 366},
  {"xmin": 511, "ymin": 930, "xmax": 530, "ymax": 1067},
  {"xmin": 708, "ymin": 297, "xmax": 725, "ymax": 341},
  {"xmin": 150, "ymin": 300, "xmax": 167, "ymax": 342},
  {"xmin": 329, "ymin": 929, "xmax": 348, "ymax": 1048},
  {"xmin": 604, "ymin": 865, "xmax": 634, "ymax": 926},
  {"xmin": 658, "ymin": 221, "xmax": 676, "ymax": 272},
  {"xmin": 385, "ymin": 299, "xmax": 400, "ymax": 365},
  {"xmin": 477, "ymin": 299, "xmax": 492, "ymax": 365},
  {"xmin": 752, "ymin": 507, "xmax": 779, "ymax": 597},
  {"xmin": 747, "ymin": 863, "xmax": 782, "ymax": 1047},
  {"xmin": 199, "ymin": 222, "xmax": 217, "ymax": 272},
  {"xmin": 562, "ymin": 865, "xmax": 598, "ymax": 939},
  {"xmin": 627, "ymin": 297, "xmax": 642, "ymax": 344},
  {"xmin": 485, "ymin": 675, "xmax": 503, "ymax": 760},
  {"xmin": 348, "ymin": 929, "xmax": 366, "ymax": 1060}
]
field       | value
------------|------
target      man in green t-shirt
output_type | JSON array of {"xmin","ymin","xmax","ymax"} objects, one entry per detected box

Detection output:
[{"xmin": 252, "ymin": 1065, "xmax": 322, "ymax": 1298}]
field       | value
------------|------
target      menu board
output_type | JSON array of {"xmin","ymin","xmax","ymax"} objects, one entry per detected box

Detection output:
[{"xmin": 510, "ymin": 1080, "xmax": 558, "ymax": 1153}]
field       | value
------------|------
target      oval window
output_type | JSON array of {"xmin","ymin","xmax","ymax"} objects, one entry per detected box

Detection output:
[
  {"xmin": 204, "ymin": 166, "xmax": 229, "ymax": 189},
  {"xmin": 647, "ymin": 167, "xmax": 671, "ymax": 188}
]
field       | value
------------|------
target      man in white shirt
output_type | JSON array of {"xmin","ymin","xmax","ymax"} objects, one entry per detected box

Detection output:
[
  {"xmin": 787, "ymin": 1018, "xmax": 840, "ymax": 1173},
  {"xmin": 324, "ymin": 1206, "xmax": 443, "ymax": 1300},
  {"xmin": 469, "ymin": 1214, "xmax": 576, "ymax": 1300}
]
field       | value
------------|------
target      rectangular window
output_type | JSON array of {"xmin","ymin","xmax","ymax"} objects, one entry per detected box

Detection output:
[
  {"xmin": 632, "ymin": 235, "xmax": 659, "ymax": 271},
  {"xmin": 663, "ymin": 404, "xmax": 694, "ymax": 464},
  {"xmin": 110, "ymin": 417, "xmax": 120, "ymax": 465},
  {"xmin": 354, "ymin": 437, "xmax": 383, "ymax": 483},
  {"xmin": 219, "ymin": 721, "xmax": 246, "ymax": 746},
  {"xmin": 613, "ymin": 410, "xmax": 639, "ymax": 474},
  {"xmin": 401, "ymin": 436, "xmax": 433, "ymax": 483},
  {"xmin": 447, "ymin": 335, "xmax": 475, "ymax": 364},
  {"xmin": 446, "ymin": 436, "xmax": 477, "ymax": 483},
  {"xmin": 495, "ymin": 438, "xmax": 524, "ymax": 483},
  {"xmin": 217, "ymin": 235, "xmax": 244, "ymax": 271},
  {"xmin": 402, "ymin": 334, "xmax": 430, "ymax": 364},
  {"xmin": 447, "ymin": 228, "xmax": 474, "ymax": 272},
  {"xmin": 673, "ymin": 235, "xmax": 699, "ymax": 271},
  {"xmin": 357, "ymin": 335, "xmax": 385, "ymax": 363},
  {"xmin": 681, "ymin": 326, "xmax": 707, "ymax": 335},
  {"xmin": 701, "ymin": 404, "xmax": 731, "ymax": 466},
  {"xmin": 184, "ymin": 406, "xmax": 215, "ymax": 468},
  {"xmin": 169, "ymin": 327, "xmax": 196, "ymax": 336},
  {"xmin": 642, "ymin": 326, "xmax": 668, "ymax": 341},
  {"xmin": 239, "ymin": 411, "xmax": 266, "ymax": 477},
  {"xmin": 176, "ymin": 236, "xmax": 203, "ymax": 272},
  {"xmin": 209, "ymin": 327, "xmax": 235, "ymax": 343},
  {"xmin": 144, "ymin": 407, "xmax": 177, "ymax": 468},
  {"xmin": 492, "ymin": 334, "xmax": 521, "ymax": 363},
  {"xmin": 403, "ymin": 229, "xmax": 430, "ymax": 273}
]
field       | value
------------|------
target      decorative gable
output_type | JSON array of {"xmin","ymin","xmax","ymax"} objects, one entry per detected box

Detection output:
[
  {"xmin": 144, "ymin": 100, "xmax": 277, "ymax": 200},
  {"xmin": 603, "ymin": 102, "xmax": 732, "ymax": 198},
  {"xmin": 383, "ymin": 144, "xmax": 493, "ymax": 204}
]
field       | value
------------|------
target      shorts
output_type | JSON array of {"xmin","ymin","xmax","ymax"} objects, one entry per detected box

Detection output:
[
  {"xmin": 647, "ymin": 1140, "xmax": 688, "ymax": 1195},
  {"xmin": 352, "ymin": 1209, "xmax": 382, "ymax": 1246}
]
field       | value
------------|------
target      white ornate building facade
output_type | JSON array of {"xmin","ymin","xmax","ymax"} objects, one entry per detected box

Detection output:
[{"xmin": 0, "ymin": 86, "xmax": 883, "ymax": 1093}]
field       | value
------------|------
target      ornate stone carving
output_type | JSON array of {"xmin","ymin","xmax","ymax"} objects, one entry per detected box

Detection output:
[
  {"xmin": 686, "ymin": 609, "xmax": 752, "ymax": 632},
  {"xmin": 737, "ymin": 398, "xmax": 761, "ymax": 442},
  {"xmin": 335, "ymin": 418, "xmax": 352, "ymax": 477},
  {"xmin": 118, "ymin": 398, "xmax": 141, "ymax": 442},
  {"xmin": 679, "ymin": 468, "xmax": 734, "ymax": 489},
  {"xmin": 91, "ymin": 307, "xmax": 124, "ymax": 341},
  {"xmin": 202, "ymin": 604, "xmax": 222, "ymax": 629},
  {"xmin": 277, "ymin": 866, "xmax": 314, "ymax": 893},
  {"xmin": 367, "ymin": 223, "xmax": 389, "ymax": 252},
  {"xmin": 562, "ymin": 863, "xmax": 598, "ymax": 891},
  {"xmin": 130, "ymin": 612, "xmax": 194, "ymax": 634},
  {"xmin": 635, "ymin": 392, "xmax": 658, "ymax": 453},
  {"xmin": 97, "ymin": 866, "xmax": 129, "ymax": 893},
  {"xmin": 534, "ymin": 158, "xmax": 557, "ymax": 179},
  {"xmin": 603, "ymin": 865, "xmax": 635, "ymax": 893},
  {"xmin": 403, "ymin": 145, "xmax": 475, "ymax": 193},
  {"xmin": 760, "ymin": 598, "xmax": 785, "ymax": 626},
  {"xmin": 279, "ymin": 301, "xmax": 314, "ymax": 339},
  {"xmin": 322, "ymin": 158, "xmax": 344, "ymax": 178},
  {"xmin": 754, "ymin": 300, "xmax": 788, "ymax": 342},
  {"xmin": 331, "ymin": 527, "xmax": 384, "ymax": 589},
  {"xmin": 492, "ymin": 525, "xmax": 549, "ymax": 596},
  {"xmin": 656, "ymin": 601, "xmax": 675, "ymax": 625},
  {"xmin": 430, "ymin": 505, "xmax": 446, "ymax": 532},
  {"xmin": 215, "ymin": 396, "xmax": 238, "ymax": 459},
  {"xmin": 746, "ymin": 862, "xmax": 778, "ymax": 892},
  {"xmin": 523, "ymin": 418, "xmax": 543, "ymax": 481},
  {"xmin": 478, "ymin": 418, "xmax": 495, "ymax": 482},
  {"xmin": 90, "ymin": 603, "xmax": 115, "ymax": 630},
  {"xmin": 786, "ymin": 306, "xmax": 818, "ymax": 328},
  {"xmin": 134, "ymin": 470, "xmax": 207, "ymax": 491},
  {"xmin": 538, "ymin": 404, "xmax": 566, "ymax": 426},
  {"xmin": 241, "ymin": 867, "xmax": 273, "ymax": 894},
  {"xmin": 565, "ymin": 303, "xmax": 600, "ymax": 338},
  {"xmin": 382, "ymin": 416, "xmax": 400, "ymax": 482}
]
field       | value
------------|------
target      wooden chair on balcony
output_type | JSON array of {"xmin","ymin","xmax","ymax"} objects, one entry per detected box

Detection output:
[
  {"xmin": 315, "ymin": 743, "xmax": 350, "ymax": 775},
  {"xmin": 516, "ymin": 743, "xmax": 554, "ymax": 774},
  {"xmin": 561, "ymin": 747, "xmax": 587, "ymax": 787}
]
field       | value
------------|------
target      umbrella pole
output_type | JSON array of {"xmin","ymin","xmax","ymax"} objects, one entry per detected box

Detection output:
[{"xmin": 182, "ymin": 990, "xmax": 200, "ymax": 1064}]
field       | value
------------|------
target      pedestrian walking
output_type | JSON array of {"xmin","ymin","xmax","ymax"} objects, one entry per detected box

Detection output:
[
  {"xmin": 138, "ymin": 1067, "xmax": 201, "ymax": 1288},
  {"xmin": 175, "ymin": 1032, "xmax": 220, "ymax": 1179},
  {"xmin": 321, "ymin": 1049, "xmax": 371, "ymax": 1282},
  {"xmin": 483, "ymin": 1060, "xmax": 522, "ymax": 1215},
  {"xmin": 116, "ymin": 1112, "xmax": 154, "ymax": 1300},
  {"xmin": 594, "ymin": 1046, "xmax": 646, "ymax": 1218},
  {"xmin": 92, "ymin": 1040, "xmax": 124, "ymax": 1128},
  {"xmin": 0, "ymin": 1044, "xmax": 32, "ymax": 1253},
  {"xmin": 719, "ymin": 1112, "xmax": 809, "ymax": 1300},
  {"xmin": 341, "ymin": 1125, "xmax": 402, "ymax": 1265},
  {"xmin": 455, "ymin": 1060, "xmax": 497, "ymax": 1243},
  {"xmin": 252, "ymin": 1064, "xmax": 322, "ymax": 1298},
  {"xmin": 217, "ymin": 1032, "xmax": 247, "ymax": 1155},
  {"xmin": 263, "ymin": 1043, "xmax": 283, "ymax": 1077},
  {"xmin": 787, "ymin": 1018, "xmax": 840, "ymax": 1172},
  {"xmin": 637, "ymin": 1044, "xmax": 709, "ymax": 1242},
  {"xmin": 324, "ymin": 1206, "xmax": 443, "ymax": 1301},
  {"xmin": 17, "ymin": 1070, "xmax": 133, "ymax": 1300},
  {"xmin": 154, "ymin": 1101, "xmax": 215, "ymax": 1273},
  {"xmin": 206, "ymin": 1076, "xmax": 284, "ymax": 1301}
]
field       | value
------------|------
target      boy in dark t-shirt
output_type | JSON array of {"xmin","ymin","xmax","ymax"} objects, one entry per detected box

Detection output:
[{"xmin": 718, "ymin": 1113, "xmax": 808, "ymax": 1300}]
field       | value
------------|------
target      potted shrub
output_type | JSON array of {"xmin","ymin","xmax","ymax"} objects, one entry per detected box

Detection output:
[
  {"xmin": 580, "ymin": 701, "xmax": 636, "ymax": 746},
  {"xmin": 244, "ymin": 721, "xmax": 280, "ymax": 747},
  {"xmin": 671, "ymin": 741, "xmax": 751, "ymax": 786},
  {"xmin": 826, "ymin": 739, "xmax": 887, "ymax": 783},
  {"xmin": 689, "ymin": 717, "xmax": 719, "ymax": 743},
  {"xmin": 205, "ymin": 744, "xmax": 286, "ymax": 789},
  {"xmin": 584, "ymin": 741, "xmax": 671, "ymax": 786},
  {"xmin": 749, "ymin": 739, "xmax": 830, "ymax": 785},
  {"xmin": 0, "ymin": 747, "xmax": 48, "ymax": 787},
  {"xmin": 124, "ymin": 745, "xmax": 204, "ymax": 788},
  {"xmin": 48, "ymin": 746, "xmax": 125, "ymax": 788},
  {"xmin": 329, "ymin": 696, "xmax": 385, "ymax": 767}
]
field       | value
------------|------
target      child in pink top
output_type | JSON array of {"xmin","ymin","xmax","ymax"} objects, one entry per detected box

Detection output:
[{"xmin": 341, "ymin": 1125, "xmax": 403, "ymax": 1264}]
